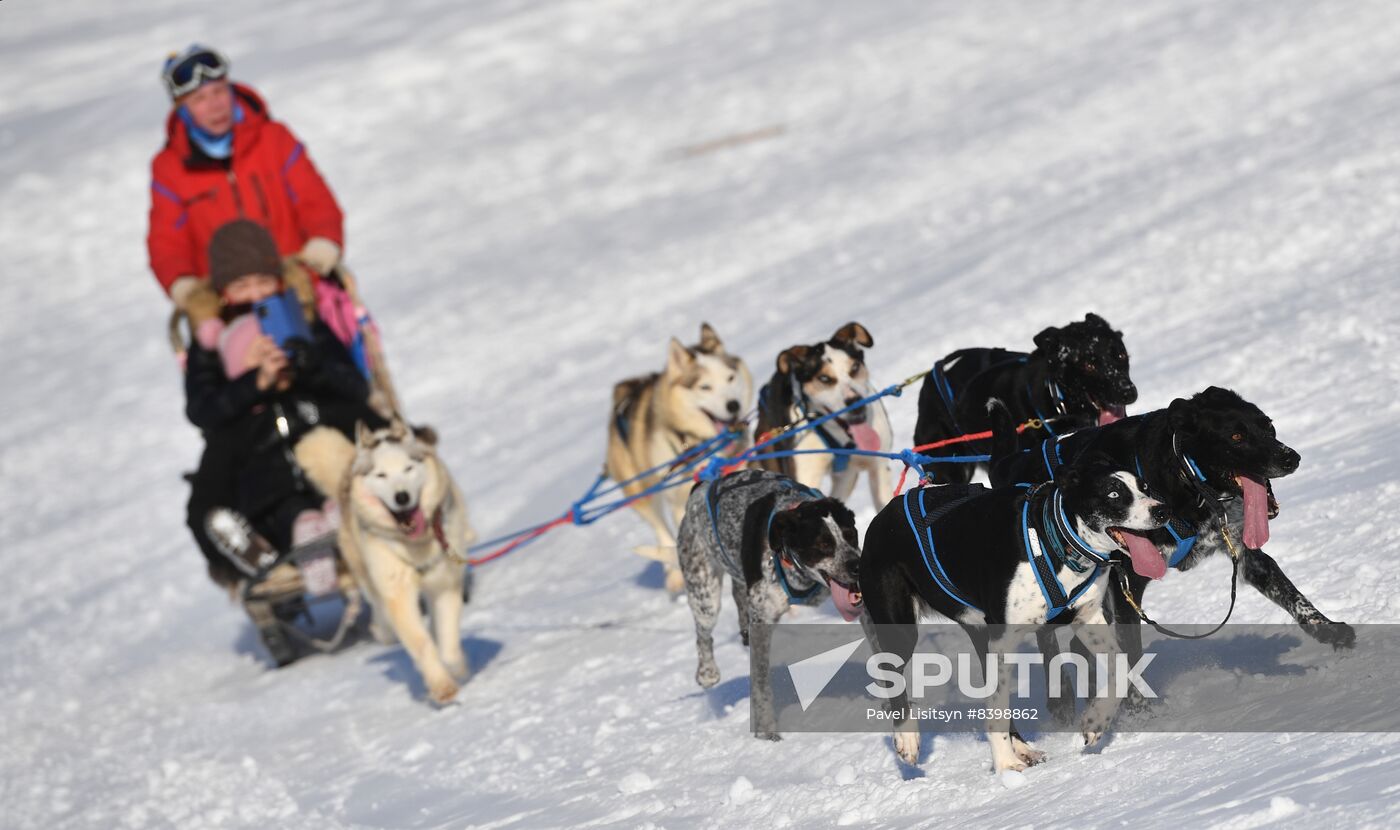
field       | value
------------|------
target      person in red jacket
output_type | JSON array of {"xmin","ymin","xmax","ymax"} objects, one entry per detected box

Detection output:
[{"xmin": 148, "ymin": 45, "xmax": 345, "ymax": 344}]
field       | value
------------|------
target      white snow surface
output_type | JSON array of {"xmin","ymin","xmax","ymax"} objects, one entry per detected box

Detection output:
[{"xmin": 4, "ymin": 1, "xmax": 1400, "ymax": 827}]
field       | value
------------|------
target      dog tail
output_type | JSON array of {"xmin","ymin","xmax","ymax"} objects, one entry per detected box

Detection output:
[
  {"xmin": 986, "ymin": 398, "xmax": 1018, "ymax": 463},
  {"xmin": 295, "ymin": 426, "xmax": 356, "ymax": 499}
]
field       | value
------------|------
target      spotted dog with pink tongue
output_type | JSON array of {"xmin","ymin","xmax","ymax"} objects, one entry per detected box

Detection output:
[
  {"xmin": 1237, "ymin": 474, "xmax": 1271, "ymax": 549},
  {"xmin": 827, "ymin": 579, "xmax": 863, "ymax": 621},
  {"xmin": 1119, "ymin": 530, "xmax": 1167, "ymax": 579},
  {"xmin": 676, "ymin": 469, "xmax": 863, "ymax": 740}
]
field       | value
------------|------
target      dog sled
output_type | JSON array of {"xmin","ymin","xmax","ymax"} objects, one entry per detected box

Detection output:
[{"xmin": 170, "ymin": 262, "xmax": 402, "ymax": 665}]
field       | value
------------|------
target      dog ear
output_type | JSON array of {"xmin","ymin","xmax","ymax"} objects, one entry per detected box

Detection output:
[
  {"xmin": 697, "ymin": 323, "xmax": 725, "ymax": 355},
  {"xmin": 1195, "ymin": 385, "xmax": 1241, "ymax": 406},
  {"xmin": 1083, "ymin": 312, "xmax": 1110, "ymax": 330},
  {"xmin": 666, "ymin": 337, "xmax": 694, "ymax": 376},
  {"xmin": 387, "ymin": 417, "xmax": 409, "ymax": 440},
  {"xmin": 412, "ymin": 423, "xmax": 439, "ymax": 447},
  {"xmin": 768, "ymin": 508, "xmax": 798, "ymax": 553},
  {"xmin": 354, "ymin": 420, "xmax": 375, "ymax": 449},
  {"xmin": 776, "ymin": 345, "xmax": 814, "ymax": 375},
  {"xmin": 1167, "ymin": 397, "xmax": 1200, "ymax": 436},
  {"xmin": 831, "ymin": 322, "xmax": 873, "ymax": 348},
  {"xmin": 825, "ymin": 498, "xmax": 856, "ymax": 529},
  {"xmin": 1032, "ymin": 325, "xmax": 1064, "ymax": 360}
]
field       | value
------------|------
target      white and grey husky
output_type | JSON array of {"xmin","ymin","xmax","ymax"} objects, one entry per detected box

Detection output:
[
  {"xmin": 605, "ymin": 323, "xmax": 753, "ymax": 592},
  {"xmin": 298, "ymin": 420, "xmax": 475, "ymax": 704}
]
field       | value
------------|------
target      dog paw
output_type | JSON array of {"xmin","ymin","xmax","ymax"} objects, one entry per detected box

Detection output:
[
  {"xmin": 445, "ymin": 657, "xmax": 471, "ymax": 683},
  {"xmin": 696, "ymin": 663, "xmax": 721, "ymax": 689},
  {"xmin": 1304, "ymin": 619, "xmax": 1356, "ymax": 650},
  {"xmin": 894, "ymin": 729, "xmax": 921, "ymax": 765},
  {"xmin": 370, "ymin": 620, "xmax": 397, "ymax": 645},
  {"xmin": 753, "ymin": 730, "xmax": 782, "ymax": 742},
  {"xmin": 740, "ymin": 630, "xmax": 750, "ymax": 647},
  {"xmin": 1011, "ymin": 737, "xmax": 1045, "ymax": 766},
  {"xmin": 664, "ymin": 568, "xmax": 686, "ymax": 595},
  {"xmin": 426, "ymin": 674, "xmax": 459, "ymax": 705},
  {"xmin": 994, "ymin": 759, "xmax": 1028, "ymax": 774}
]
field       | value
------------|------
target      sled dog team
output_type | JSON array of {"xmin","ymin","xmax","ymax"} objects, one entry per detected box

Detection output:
[
  {"xmin": 303, "ymin": 311, "xmax": 1354, "ymax": 774},
  {"xmin": 618, "ymin": 315, "xmax": 1353, "ymax": 774}
]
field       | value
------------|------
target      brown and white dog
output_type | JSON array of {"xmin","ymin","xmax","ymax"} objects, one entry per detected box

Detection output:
[
  {"xmin": 297, "ymin": 420, "xmax": 474, "ymax": 704},
  {"xmin": 753, "ymin": 323, "xmax": 895, "ymax": 511},
  {"xmin": 605, "ymin": 323, "xmax": 753, "ymax": 592}
]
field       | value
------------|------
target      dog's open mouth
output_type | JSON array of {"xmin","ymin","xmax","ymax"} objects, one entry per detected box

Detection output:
[
  {"xmin": 1092, "ymin": 398, "xmax": 1128, "ymax": 426},
  {"xmin": 835, "ymin": 411, "xmax": 882, "ymax": 452},
  {"xmin": 702, "ymin": 409, "xmax": 739, "ymax": 434},
  {"xmin": 1110, "ymin": 527, "xmax": 1167, "ymax": 580},
  {"xmin": 390, "ymin": 506, "xmax": 428, "ymax": 540},
  {"xmin": 1234, "ymin": 472, "xmax": 1271, "ymax": 549},
  {"xmin": 825, "ymin": 576, "xmax": 863, "ymax": 621}
]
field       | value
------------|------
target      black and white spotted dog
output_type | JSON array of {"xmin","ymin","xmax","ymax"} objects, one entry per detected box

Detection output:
[
  {"xmin": 860, "ymin": 460, "xmax": 1168, "ymax": 773},
  {"xmin": 987, "ymin": 387, "xmax": 1356, "ymax": 656},
  {"xmin": 676, "ymin": 469, "xmax": 863, "ymax": 740}
]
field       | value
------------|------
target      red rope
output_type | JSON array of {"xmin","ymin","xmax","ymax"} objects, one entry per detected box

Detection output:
[
  {"xmin": 466, "ymin": 511, "xmax": 575, "ymax": 566},
  {"xmin": 893, "ymin": 420, "xmax": 1041, "ymax": 498}
]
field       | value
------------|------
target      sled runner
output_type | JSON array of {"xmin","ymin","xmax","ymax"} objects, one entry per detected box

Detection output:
[{"xmin": 240, "ymin": 543, "xmax": 364, "ymax": 667}]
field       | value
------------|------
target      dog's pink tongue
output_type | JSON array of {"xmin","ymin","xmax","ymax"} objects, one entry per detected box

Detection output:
[
  {"xmin": 847, "ymin": 422, "xmax": 882, "ymax": 452},
  {"xmin": 1238, "ymin": 475, "xmax": 1271, "ymax": 549},
  {"xmin": 827, "ymin": 580, "xmax": 863, "ymax": 621},
  {"xmin": 1121, "ymin": 530, "xmax": 1167, "ymax": 580},
  {"xmin": 407, "ymin": 508, "xmax": 428, "ymax": 539},
  {"xmin": 1098, "ymin": 404, "xmax": 1127, "ymax": 426}
]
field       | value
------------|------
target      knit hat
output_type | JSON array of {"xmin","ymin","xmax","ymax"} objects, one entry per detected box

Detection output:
[{"xmin": 209, "ymin": 219, "xmax": 282, "ymax": 294}]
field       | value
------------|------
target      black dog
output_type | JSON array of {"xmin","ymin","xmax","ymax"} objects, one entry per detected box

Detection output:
[
  {"xmin": 987, "ymin": 386, "xmax": 1355, "ymax": 718},
  {"xmin": 913, "ymin": 312, "xmax": 1137, "ymax": 484},
  {"xmin": 860, "ymin": 459, "xmax": 1168, "ymax": 773}
]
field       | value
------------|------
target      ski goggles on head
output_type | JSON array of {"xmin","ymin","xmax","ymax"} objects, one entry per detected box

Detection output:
[{"xmin": 162, "ymin": 46, "xmax": 230, "ymax": 99}]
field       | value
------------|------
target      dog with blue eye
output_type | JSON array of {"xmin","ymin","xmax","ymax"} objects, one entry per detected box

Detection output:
[
  {"xmin": 859, "ymin": 456, "xmax": 1167, "ymax": 773},
  {"xmin": 676, "ymin": 469, "xmax": 863, "ymax": 740}
]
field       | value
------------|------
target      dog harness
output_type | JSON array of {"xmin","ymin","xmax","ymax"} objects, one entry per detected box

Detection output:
[
  {"xmin": 1034, "ymin": 425, "xmax": 1212, "ymax": 570},
  {"xmin": 1132, "ymin": 440, "xmax": 1213, "ymax": 568},
  {"xmin": 928, "ymin": 349, "xmax": 1064, "ymax": 436},
  {"xmin": 705, "ymin": 472, "xmax": 825, "ymax": 602},
  {"xmin": 902, "ymin": 483, "xmax": 1112, "ymax": 618}
]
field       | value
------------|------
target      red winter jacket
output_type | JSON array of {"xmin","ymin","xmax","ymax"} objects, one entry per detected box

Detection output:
[{"xmin": 147, "ymin": 83, "xmax": 344, "ymax": 294}]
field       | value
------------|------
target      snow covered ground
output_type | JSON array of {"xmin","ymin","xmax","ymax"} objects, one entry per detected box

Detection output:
[{"xmin": 4, "ymin": 0, "xmax": 1400, "ymax": 826}]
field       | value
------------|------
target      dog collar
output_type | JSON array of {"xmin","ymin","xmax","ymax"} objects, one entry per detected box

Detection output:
[{"xmin": 1048, "ymin": 488, "xmax": 1116, "ymax": 567}]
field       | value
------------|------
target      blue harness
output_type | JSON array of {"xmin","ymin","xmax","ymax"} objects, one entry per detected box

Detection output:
[
  {"xmin": 706, "ymin": 473, "xmax": 825, "ymax": 602},
  {"xmin": 1134, "ymin": 452, "xmax": 1205, "ymax": 568},
  {"xmin": 1033, "ymin": 433, "xmax": 1205, "ymax": 570},
  {"xmin": 902, "ymin": 484, "xmax": 1113, "ymax": 619}
]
